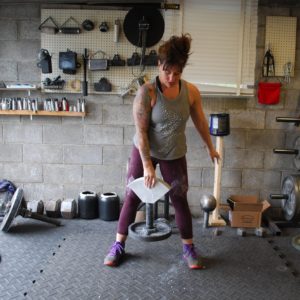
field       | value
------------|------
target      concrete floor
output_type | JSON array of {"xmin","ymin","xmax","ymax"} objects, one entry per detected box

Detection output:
[{"xmin": 0, "ymin": 216, "xmax": 300, "ymax": 300}]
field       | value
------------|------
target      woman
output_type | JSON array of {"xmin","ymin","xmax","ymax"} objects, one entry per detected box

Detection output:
[{"xmin": 104, "ymin": 34, "xmax": 219, "ymax": 269}]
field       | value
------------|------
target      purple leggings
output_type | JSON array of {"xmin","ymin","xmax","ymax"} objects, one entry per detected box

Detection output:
[{"xmin": 117, "ymin": 146, "xmax": 193, "ymax": 239}]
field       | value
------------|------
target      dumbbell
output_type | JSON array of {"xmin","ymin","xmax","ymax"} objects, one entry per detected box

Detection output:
[
  {"xmin": 200, "ymin": 194, "xmax": 217, "ymax": 228},
  {"xmin": 1, "ymin": 188, "xmax": 61, "ymax": 232}
]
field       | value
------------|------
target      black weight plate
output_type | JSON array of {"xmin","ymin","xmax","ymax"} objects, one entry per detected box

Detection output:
[
  {"xmin": 281, "ymin": 175, "xmax": 300, "ymax": 222},
  {"xmin": 123, "ymin": 7, "xmax": 165, "ymax": 48},
  {"xmin": 0, "ymin": 188, "xmax": 23, "ymax": 232},
  {"xmin": 129, "ymin": 220, "xmax": 172, "ymax": 242}
]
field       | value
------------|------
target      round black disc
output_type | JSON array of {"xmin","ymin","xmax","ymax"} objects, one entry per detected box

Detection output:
[
  {"xmin": 129, "ymin": 220, "xmax": 172, "ymax": 242},
  {"xmin": 123, "ymin": 7, "xmax": 165, "ymax": 48},
  {"xmin": 0, "ymin": 188, "xmax": 23, "ymax": 233}
]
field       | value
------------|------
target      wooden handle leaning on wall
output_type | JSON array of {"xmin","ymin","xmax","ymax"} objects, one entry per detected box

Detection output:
[{"xmin": 209, "ymin": 136, "xmax": 226, "ymax": 226}]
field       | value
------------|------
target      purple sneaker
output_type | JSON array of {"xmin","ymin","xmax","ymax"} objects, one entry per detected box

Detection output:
[
  {"xmin": 104, "ymin": 241, "xmax": 125, "ymax": 267},
  {"xmin": 182, "ymin": 244, "xmax": 205, "ymax": 269}
]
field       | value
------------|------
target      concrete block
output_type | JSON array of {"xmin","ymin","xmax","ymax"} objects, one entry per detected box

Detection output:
[
  {"xmin": 186, "ymin": 147, "xmax": 213, "ymax": 168},
  {"xmin": 0, "ymin": 115, "xmax": 21, "ymax": 123},
  {"xmin": 2, "ymin": 163, "xmax": 42, "ymax": 182},
  {"xmin": 18, "ymin": 61, "xmax": 40, "ymax": 82},
  {"xmin": 262, "ymin": 170, "xmax": 282, "ymax": 189},
  {"xmin": 23, "ymin": 183, "xmax": 64, "ymax": 201},
  {"xmin": 43, "ymin": 124, "xmax": 83, "ymax": 144},
  {"xmin": 222, "ymin": 169, "xmax": 242, "ymax": 188},
  {"xmin": 0, "ymin": 144, "xmax": 22, "ymax": 162},
  {"xmin": 83, "ymin": 165, "xmax": 122, "ymax": 185},
  {"xmin": 3, "ymin": 124, "xmax": 42, "ymax": 143},
  {"xmin": 0, "ymin": 40, "xmax": 40, "ymax": 61},
  {"xmin": 187, "ymin": 168, "xmax": 202, "ymax": 187},
  {"xmin": 186, "ymin": 127, "xmax": 205, "ymax": 148},
  {"xmin": 103, "ymin": 145, "xmax": 131, "ymax": 165},
  {"xmin": 69, "ymin": 101, "xmax": 102, "ymax": 125},
  {"xmin": 242, "ymin": 169, "xmax": 280, "ymax": 190},
  {"xmin": 43, "ymin": 164, "xmax": 82, "ymax": 184},
  {"xmin": 0, "ymin": 20, "xmax": 17, "ymax": 40},
  {"xmin": 84, "ymin": 125, "xmax": 123, "ymax": 145},
  {"xmin": 202, "ymin": 168, "xmax": 214, "ymax": 188},
  {"xmin": 285, "ymin": 131, "xmax": 300, "ymax": 148},
  {"xmin": 0, "ymin": 61, "xmax": 18, "ymax": 81},
  {"xmin": 124, "ymin": 126, "xmax": 135, "ymax": 145},
  {"xmin": 90, "ymin": 94, "xmax": 122, "ymax": 105},
  {"xmin": 103, "ymin": 104, "xmax": 134, "ymax": 125},
  {"xmin": 264, "ymin": 150, "xmax": 294, "ymax": 170},
  {"xmin": 246, "ymin": 130, "xmax": 285, "ymax": 150},
  {"xmin": 0, "ymin": 4, "xmax": 40, "ymax": 18},
  {"xmin": 224, "ymin": 149, "xmax": 264, "ymax": 169},
  {"xmin": 22, "ymin": 116, "xmax": 61, "ymax": 124},
  {"xmin": 18, "ymin": 19, "xmax": 41, "ymax": 40},
  {"xmin": 242, "ymin": 169, "xmax": 264, "ymax": 189},
  {"xmin": 63, "ymin": 145, "xmax": 102, "ymax": 165},
  {"xmin": 63, "ymin": 184, "xmax": 102, "ymax": 201},
  {"xmin": 230, "ymin": 109, "xmax": 265, "ymax": 129},
  {"xmin": 23, "ymin": 144, "xmax": 63, "ymax": 164},
  {"xmin": 284, "ymin": 89, "xmax": 300, "ymax": 110},
  {"xmin": 202, "ymin": 168, "xmax": 241, "ymax": 188},
  {"xmin": 224, "ymin": 129, "xmax": 246, "ymax": 149},
  {"xmin": 265, "ymin": 110, "xmax": 300, "ymax": 130}
]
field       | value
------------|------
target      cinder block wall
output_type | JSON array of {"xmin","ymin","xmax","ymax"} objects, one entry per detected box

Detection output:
[{"xmin": 0, "ymin": 1, "xmax": 299, "ymax": 216}]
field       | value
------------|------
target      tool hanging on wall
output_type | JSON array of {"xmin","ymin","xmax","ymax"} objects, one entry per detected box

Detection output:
[
  {"xmin": 88, "ymin": 50, "xmax": 109, "ymax": 71},
  {"xmin": 114, "ymin": 19, "xmax": 121, "ymax": 43},
  {"xmin": 82, "ymin": 48, "xmax": 88, "ymax": 96},
  {"xmin": 284, "ymin": 61, "xmax": 292, "ymax": 83},
  {"xmin": 38, "ymin": 16, "xmax": 59, "ymax": 34},
  {"xmin": 59, "ymin": 17, "xmax": 81, "ymax": 34},
  {"xmin": 262, "ymin": 48, "xmax": 275, "ymax": 77},
  {"xmin": 37, "ymin": 49, "xmax": 52, "ymax": 74}
]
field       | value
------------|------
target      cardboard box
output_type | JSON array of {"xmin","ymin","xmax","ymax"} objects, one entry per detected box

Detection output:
[{"xmin": 227, "ymin": 195, "xmax": 270, "ymax": 228}]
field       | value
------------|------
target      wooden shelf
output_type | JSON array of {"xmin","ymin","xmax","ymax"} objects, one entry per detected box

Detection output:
[{"xmin": 0, "ymin": 110, "xmax": 86, "ymax": 117}]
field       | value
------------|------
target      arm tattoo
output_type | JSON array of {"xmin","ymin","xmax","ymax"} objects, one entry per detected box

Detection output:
[{"xmin": 133, "ymin": 86, "xmax": 152, "ymax": 164}]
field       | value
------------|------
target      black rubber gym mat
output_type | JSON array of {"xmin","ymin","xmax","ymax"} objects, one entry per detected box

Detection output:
[{"xmin": 1, "ymin": 217, "xmax": 300, "ymax": 300}]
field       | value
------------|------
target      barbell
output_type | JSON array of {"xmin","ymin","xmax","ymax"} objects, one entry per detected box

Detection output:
[{"xmin": 270, "ymin": 174, "xmax": 300, "ymax": 222}]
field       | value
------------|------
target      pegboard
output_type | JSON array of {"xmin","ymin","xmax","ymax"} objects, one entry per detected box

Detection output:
[
  {"xmin": 40, "ymin": 7, "xmax": 181, "ymax": 94},
  {"xmin": 265, "ymin": 16, "xmax": 297, "ymax": 77}
]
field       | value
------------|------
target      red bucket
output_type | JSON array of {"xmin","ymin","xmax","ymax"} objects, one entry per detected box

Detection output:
[{"xmin": 257, "ymin": 82, "xmax": 281, "ymax": 105}]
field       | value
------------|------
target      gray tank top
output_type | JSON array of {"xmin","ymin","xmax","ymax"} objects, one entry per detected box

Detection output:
[{"xmin": 134, "ymin": 78, "xmax": 190, "ymax": 160}]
